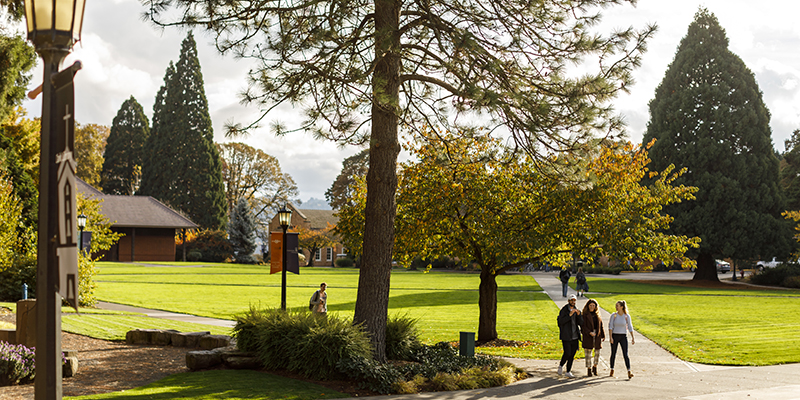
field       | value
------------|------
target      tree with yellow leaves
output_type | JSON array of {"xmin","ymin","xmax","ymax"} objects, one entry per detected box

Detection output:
[{"xmin": 295, "ymin": 223, "xmax": 338, "ymax": 267}]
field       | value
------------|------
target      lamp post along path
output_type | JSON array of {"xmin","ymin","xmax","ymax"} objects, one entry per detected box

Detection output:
[
  {"xmin": 23, "ymin": 1, "xmax": 86, "ymax": 399},
  {"xmin": 278, "ymin": 206, "xmax": 292, "ymax": 310}
]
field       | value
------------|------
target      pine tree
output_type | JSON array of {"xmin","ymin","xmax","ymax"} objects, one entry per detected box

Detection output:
[
  {"xmin": 643, "ymin": 8, "xmax": 791, "ymax": 281},
  {"xmin": 781, "ymin": 129, "xmax": 800, "ymax": 211},
  {"xmin": 228, "ymin": 197, "xmax": 257, "ymax": 264},
  {"xmin": 0, "ymin": 34, "xmax": 35, "ymax": 122},
  {"xmin": 139, "ymin": 32, "xmax": 227, "ymax": 229},
  {"xmin": 101, "ymin": 96, "xmax": 150, "ymax": 195}
]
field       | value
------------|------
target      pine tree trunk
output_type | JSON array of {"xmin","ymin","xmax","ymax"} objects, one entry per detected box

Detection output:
[
  {"xmin": 477, "ymin": 269, "xmax": 498, "ymax": 343},
  {"xmin": 692, "ymin": 251, "xmax": 719, "ymax": 281},
  {"xmin": 353, "ymin": 0, "xmax": 401, "ymax": 363}
]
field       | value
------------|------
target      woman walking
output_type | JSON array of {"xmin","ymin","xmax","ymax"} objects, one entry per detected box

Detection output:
[
  {"xmin": 581, "ymin": 299, "xmax": 605, "ymax": 376},
  {"xmin": 576, "ymin": 267, "xmax": 587, "ymax": 297},
  {"xmin": 608, "ymin": 300, "xmax": 635, "ymax": 378}
]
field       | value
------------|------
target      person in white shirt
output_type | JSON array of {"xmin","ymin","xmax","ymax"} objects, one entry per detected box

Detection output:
[{"xmin": 608, "ymin": 300, "xmax": 635, "ymax": 379}]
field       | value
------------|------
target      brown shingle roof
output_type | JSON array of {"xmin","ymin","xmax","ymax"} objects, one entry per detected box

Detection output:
[
  {"xmin": 77, "ymin": 179, "xmax": 198, "ymax": 229},
  {"xmin": 296, "ymin": 209, "xmax": 337, "ymax": 230}
]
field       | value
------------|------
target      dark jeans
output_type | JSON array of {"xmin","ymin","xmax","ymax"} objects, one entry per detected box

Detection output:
[
  {"xmin": 559, "ymin": 339, "xmax": 579, "ymax": 371},
  {"xmin": 562, "ymin": 282, "xmax": 569, "ymax": 297},
  {"xmin": 610, "ymin": 333, "xmax": 631, "ymax": 370}
]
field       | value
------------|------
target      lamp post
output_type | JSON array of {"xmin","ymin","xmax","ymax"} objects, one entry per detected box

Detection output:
[
  {"xmin": 77, "ymin": 213, "xmax": 87, "ymax": 253},
  {"xmin": 278, "ymin": 205, "xmax": 292, "ymax": 310},
  {"xmin": 23, "ymin": 1, "xmax": 86, "ymax": 399}
]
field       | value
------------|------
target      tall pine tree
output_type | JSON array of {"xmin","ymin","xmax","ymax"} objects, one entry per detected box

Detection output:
[
  {"xmin": 643, "ymin": 8, "xmax": 791, "ymax": 281},
  {"xmin": 780, "ymin": 129, "xmax": 800, "ymax": 211},
  {"xmin": 139, "ymin": 32, "xmax": 227, "ymax": 230},
  {"xmin": 228, "ymin": 197, "xmax": 256, "ymax": 264},
  {"xmin": 101, "ymin": 96, "xmax": 149, "ymax": 195}
]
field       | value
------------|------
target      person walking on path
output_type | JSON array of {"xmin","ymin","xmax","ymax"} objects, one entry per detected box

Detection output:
[
  {"xmin": 559, "ymin": 267, "xmax": 571, "ymax": 297},
  {"xmin": 576, "ymin": 267, "xmax": 587, "ymax": 297},
  {"xmin": 557, "ymin": 294, "xmax": 583, "ymax": 378},
  {"xmin": 310, "ymin": 283, "xmax": 328, "ymax": 316},
  {"xmin": 581, "ymin": 299, "xmax": 605, "ymax": 377},
  {"xmin": 608, "ymin": 300, "xmax": 635, "ymax": 379}
]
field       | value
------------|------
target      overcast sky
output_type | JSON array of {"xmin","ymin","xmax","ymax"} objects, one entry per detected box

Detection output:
[{"xmin": 17, "ymin": 0, "xmax": 800, "ymax": 204}]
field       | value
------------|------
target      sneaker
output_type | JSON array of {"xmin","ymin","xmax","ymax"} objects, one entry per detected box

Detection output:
[
  {"xmin": 557, "ymin": 365, "xmax": 563, "ymax": 376},
  {"xmin": 565, "ymin": 371, "xmax": 575, "ymax": 378}
]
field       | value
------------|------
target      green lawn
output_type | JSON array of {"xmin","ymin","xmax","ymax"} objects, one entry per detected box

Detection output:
[
  {"xmin": 66, "ymin": 370, "xmax": 348, "ymax": 400},
  {"xmin": 94, "ymin": 263, "xmax": 561, "ymax": 359},
  {"xmin": 584, "ymin": 277, "xmax": 800, "ymax": 365}
]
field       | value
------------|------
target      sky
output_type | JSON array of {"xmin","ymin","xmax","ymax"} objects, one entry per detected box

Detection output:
[{"xmin": 15, "ymin": 0, "xmax": 800, "ymax": 205}]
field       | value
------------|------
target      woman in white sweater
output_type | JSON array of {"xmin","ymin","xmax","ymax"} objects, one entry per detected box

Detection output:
[{"xmin": 608, "ymin": 300, "xmax": 635, "ymax": 378}]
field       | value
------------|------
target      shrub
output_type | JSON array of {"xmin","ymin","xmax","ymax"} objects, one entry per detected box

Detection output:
[
  {"xmin": 335, "ymin": 355, "xmax": 402, "ymax": 394},
  {"xmin": 0, "ymin": 341, "xmax": 35, "ymax": 386},
  {"xmin": 335, "ymin": 257, "xmax": 354, "ymax": 268},
  {"xmin": 782, "ymin": 275, "xmax": 800, "ymax": 289},
  {"xmin": 750, "ymin": 264, "xmax": 800, "ymax": 287},
  {"xmin": 386, "ymin": 314, "xmax": 423, "ymax": 361},
  {"xmin": 78, "ymin": 254, "xmax": 99, "ymax": 307},
  {"xmin": 186, "ymin": 249, "xmax": 202, "ymax": 262},
  {"xmin": 184, "ymin": 230, "xmax": 233, "ymax": 262},
  {"xmin": 232, "ymin": 307, "xmax": 372, "ymax": 380}
]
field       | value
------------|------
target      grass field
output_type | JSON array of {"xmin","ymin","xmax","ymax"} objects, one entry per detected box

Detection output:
[{"xmin": 94, "ymin": 263, "xmax": 562, "ymax": 359}]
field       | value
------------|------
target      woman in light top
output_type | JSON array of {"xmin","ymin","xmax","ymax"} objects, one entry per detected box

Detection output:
[{"xmin": 608, "ymin": 300, "xmax": 635, "ymax": 379}]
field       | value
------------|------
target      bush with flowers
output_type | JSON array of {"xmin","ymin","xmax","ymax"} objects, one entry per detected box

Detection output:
[{"xmin": 0, "ymin": 341, "xmax": 35, "ymax": 385}]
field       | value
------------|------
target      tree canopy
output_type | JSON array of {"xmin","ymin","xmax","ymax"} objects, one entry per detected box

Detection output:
[
  {"xmin": 642, "ymin": 8, "xmax": 791, "ymax": 280},
  {"xmin": 102, "ymin": 96, "xmax": 150, "ymax": 195},
  {"xmin": 0, "ymin": 33, "xmax": 35, "ymax": 122},
  {"xmin": 144, "ymin": 0, "xmax": 656, "ymax": 360},
  {"xmin": 326, "ymin": 149, "xmax": 369, "ymax": 211},
  {"xmin": 139, "ymin": 32, "xmax": 227, "ymax": 230},
  {"xmin": 781, "ymin": 129, "xmax": 800, "ymax": 212},
  {"xmin": 75, "ymin": 122, "xmax": 110, "ymax": 188}
]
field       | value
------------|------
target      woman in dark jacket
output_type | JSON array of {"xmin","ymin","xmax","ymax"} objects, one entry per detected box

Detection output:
[{"xmin": 581, "ymin": 299, "xmax": 605, "ymax": 376}]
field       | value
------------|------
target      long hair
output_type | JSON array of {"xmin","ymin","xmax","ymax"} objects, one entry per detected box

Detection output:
[
  {"xmin": 616, "ymin": 300, "xmax": 628, "ymax": 315},
  {"xmin": 582, "ymin": 299, "xmax": 599, "ymax": 316}
]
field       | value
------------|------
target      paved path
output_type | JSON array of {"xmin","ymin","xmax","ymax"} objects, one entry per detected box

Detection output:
[{"xmin": 97, "ymin": 301, "xmax": 235, "ymax": 328}]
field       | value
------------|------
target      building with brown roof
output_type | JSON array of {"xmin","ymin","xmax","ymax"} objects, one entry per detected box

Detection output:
[
  {"xmin": 77, "ymin": 179, "xmax": 197, "ymax": 261},
  {"xmin": 268, "ymin": 203, "xmax": 344, "ymax": 266}
]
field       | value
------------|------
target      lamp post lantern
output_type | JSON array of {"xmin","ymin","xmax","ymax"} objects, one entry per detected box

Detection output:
[
  {"xmin": 77, "ymin": 212, "xmax": 87, "ymax": 252},
  {"xmin": 23, "ymin": 1, "xmax": 86, "ymax": 399},
  {"xmin": 278, "ymin": 205, "xmax": 292, "ymax": 310}
]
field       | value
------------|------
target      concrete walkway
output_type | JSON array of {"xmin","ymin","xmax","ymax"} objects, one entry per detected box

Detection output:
[{"xmin": 97, "ymin": 301, "xmax": 235, "ymax": 328}]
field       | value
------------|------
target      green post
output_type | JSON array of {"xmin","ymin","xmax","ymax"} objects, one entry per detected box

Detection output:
[{"xmin": 459, "ymin": 332, "xmax": 475, "ymax": 357}]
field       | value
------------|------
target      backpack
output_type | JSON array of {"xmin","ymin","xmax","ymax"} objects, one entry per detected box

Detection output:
[{"xmin": 309, "ymin": 291, "xmax": 319, "ymax": 311}]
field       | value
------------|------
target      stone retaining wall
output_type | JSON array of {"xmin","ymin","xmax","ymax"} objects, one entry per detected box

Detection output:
[{"xmin": 124, "ymin": 329, "xmax": 259, "ymax": 371}]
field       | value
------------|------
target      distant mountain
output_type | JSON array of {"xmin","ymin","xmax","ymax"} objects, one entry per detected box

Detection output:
[{"xmin": 302, "ymin": 198, "xmax": 332, "ymax": 210}]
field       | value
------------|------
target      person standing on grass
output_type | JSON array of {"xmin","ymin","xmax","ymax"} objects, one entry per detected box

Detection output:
[
  {"xmin": 608, "ymin": 300, "xmax": 635, "ymax": 379},
  {"xmin": 581, "ymin": 299, "xmax": 605, "ymax": 376},
  {"xmin": 557, "ymin": 294, "xmax": 582, "ymax": 378},
  {"xmin": 310, "ymin": 283, "xmax": 327, "ymax": 316},
  {"xmin": 576, "ymin": 267, "xmax": 587, "ymax": 297},
  {"xmin": 559, "ymin": 267, "xmax": 571, "ymax": 297}
]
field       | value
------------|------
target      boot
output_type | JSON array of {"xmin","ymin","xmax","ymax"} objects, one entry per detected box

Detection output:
[
  {"xmin": 609, "ymin": 369, "xmax": 614, "ymax": 377},
  {"xmin": 628, "ymin": 370, "xmax": 634, "ymax": 379},
  {"xmin": 588, "ymin": 368, "xmax": 592, "ymax": 377},
  {"xmin": 592, "ymin": 366, "xmax": 597, "ymax": 376}
]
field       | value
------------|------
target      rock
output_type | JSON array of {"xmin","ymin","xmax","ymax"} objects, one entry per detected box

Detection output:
[
  {"xmin": 153, "ymin": 329, "xmax": 180, "ymax": 346},
  {"xmin": 197, "ymin": 334, "xmax": 232, "ymax": 350},
  {"xmin": 62, "ymin": 349, "xmax": 78, "ymax": 358},
  {"xmin": 63, "ymin": 356, "xmax": 79, "ymax": 378},
  {"xmin": 126, "ymin": 329, "xmax": 160, "ymax": 345},
  {"xmin": 170, "ymin": 331, "xmax": 210, "ymax": 348},
  {"xmin": 186, "ymin": 350, "xmax": 222, "ymax": 371},
  {"xmin": 223, "ymin": 356, "xmax": 260, "ymax": 370}
]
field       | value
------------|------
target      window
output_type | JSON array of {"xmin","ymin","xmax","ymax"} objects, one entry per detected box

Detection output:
[
  {"xmin": 315, "ymin": 249, "xmax": 321, "ymax": 261},
  {"xmin": 326, "ymin": 248, "xmax": 333, "ymax": 261}
]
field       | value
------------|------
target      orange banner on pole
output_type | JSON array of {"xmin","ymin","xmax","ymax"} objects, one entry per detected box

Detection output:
[{"xmin": 270, "ymin": 231, "xmax": 283, "ymax": 274}]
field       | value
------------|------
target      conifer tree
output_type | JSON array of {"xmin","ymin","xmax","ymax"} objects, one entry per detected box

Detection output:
[
  {"xmin": 139, "ymin": 32, "xmax": 227, "ymax": 229},
  {"xmin": 228, "ymin": 197, "xmax": 257, "ymax": 264},
  {"xmin": 101, "ymin": 96, "xmax": 150, "ymax": 195},
  {"xmin": 643, "ymin": 8, "xmax": 791, "ymax": 281},
  {"xmin": 781, "ymin": 129, "xmax": 800, "ymax": 211}
]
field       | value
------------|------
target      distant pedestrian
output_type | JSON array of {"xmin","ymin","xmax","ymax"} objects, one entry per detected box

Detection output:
[
  {"xmin": 309, "ymin": 283, "xmax": 327, "ymax": 316},
  {"xmin": 608, "ymin": 300, "xmax": 635, "ymax": 379},
  {"xmin": 576, "ymin": 267, "xmax": 587, "ymax": 297},
  {"xmin": 557, "ymin": 294, "xmax": 582, "ymax": 378},
  {"xmin": 581, "ymin": 299, "xmax": 605, "ymax": 376},
  {"xmin": 559, "ymin": 267, "xmax": 571, "ymax": 297}
]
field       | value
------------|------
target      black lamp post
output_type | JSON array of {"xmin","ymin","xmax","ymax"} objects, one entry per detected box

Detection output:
[
  {"xmin": 23, "ymin": 1, "xmax": 86, "ymax": 399},
  {"xmin": 77, "ymin": 213, "xmax": 87, "ymax": 253},
  {"xmin": 278, "ymin": 205, "xmax": 292, "ymax": 310}
]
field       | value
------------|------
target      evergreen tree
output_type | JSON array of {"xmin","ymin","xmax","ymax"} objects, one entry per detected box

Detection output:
[
  {"xmin": 325, "ymin": 149, "xmax": 369, "ymax": 211},
  {"xmin": 101, "ymin": 96, "xmax": 150, "ymax": 195},
  {"xmin": 228, "ymin": 197, "xmax": 257, "ymax": 264},
  {"xmin": 0, "ymin": 33, "xmax": 35, "ymax": 123},
  {"xmin": 139, "ymin": 32, "xmax": 227, "ymax": 229},
  {"xmin": 643, "ymin": 8, "xmax": 791, "ymax": 281},
  {"xmin": 781, "ymin": 129, "xmax": 800, "ymax": 211}
]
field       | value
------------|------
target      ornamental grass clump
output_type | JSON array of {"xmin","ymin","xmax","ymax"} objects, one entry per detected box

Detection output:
[{"xmin": 0, "ymin": 341, "xmax": 35, "ymax": 386}]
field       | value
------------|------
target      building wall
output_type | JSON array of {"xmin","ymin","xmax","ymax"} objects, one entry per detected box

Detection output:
[{"xmin": 110, "ymin": 228, "xmax": 177, "ymax": 262}]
